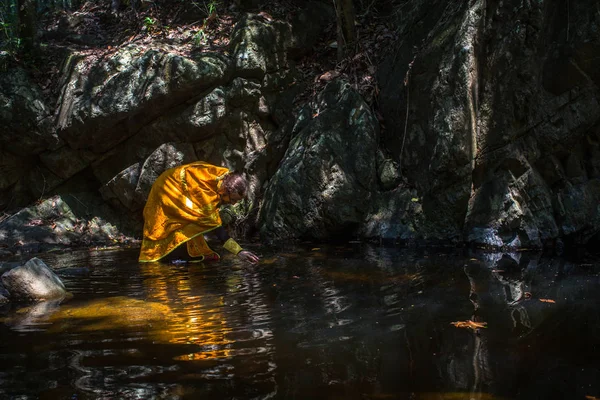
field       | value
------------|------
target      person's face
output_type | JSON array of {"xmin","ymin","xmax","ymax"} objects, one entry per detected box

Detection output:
[{"xmin": 222, "ymin": 189, "xmax": 243, "ymax": 205}]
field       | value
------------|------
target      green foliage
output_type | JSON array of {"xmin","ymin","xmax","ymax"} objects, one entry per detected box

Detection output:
[
  {"xmin": 0, "ymin": 0, "xmax": 19, "ymax": 55},
  {"xmin": 193, "ymin": 29, "xmax": 205, "ymax": 46},
  {"xmin": 143, "ymin": 16, "xmax": 156, "ymax": 28}
]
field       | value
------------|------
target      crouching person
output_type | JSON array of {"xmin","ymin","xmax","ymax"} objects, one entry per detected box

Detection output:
[{"xmin": 138, "ymin": 161, "xmax": 260, "ymax": 264}]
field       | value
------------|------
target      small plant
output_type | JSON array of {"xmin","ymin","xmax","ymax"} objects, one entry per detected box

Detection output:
[
  {"xmin": 193, "ymin": 29, "xmax": 206, "ymax": 46},
  {"xmin": 189, "ymin": 0, "xmax": 220, "ymax": 47},
  {"xmin": 143, "ymin": 16, "xmax": 156, "ymax": 29}
]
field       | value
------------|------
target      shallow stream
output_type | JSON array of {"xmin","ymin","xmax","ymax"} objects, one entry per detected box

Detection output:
[{"xmin": 0, "ymin": 244, "xmax": 598, "ymax": 399}]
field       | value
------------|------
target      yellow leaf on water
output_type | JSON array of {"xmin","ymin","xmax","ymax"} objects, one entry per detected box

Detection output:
[{"xmin": 450, "ymin": 320, "xmax": 488, "ymax": 330}]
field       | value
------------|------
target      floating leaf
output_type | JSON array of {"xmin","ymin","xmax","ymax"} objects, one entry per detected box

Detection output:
[{"xmin": 450, "ymin": 320, "xmax": 488, "ymax": 330}]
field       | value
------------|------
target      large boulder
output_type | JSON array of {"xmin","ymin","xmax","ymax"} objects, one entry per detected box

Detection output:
[
  {"xmin": 55, "ymin": 46, "xmax": 232, "ymax": 153},
  {"xmin": 259, "ymin": 80, "xmax": 379, "ymax": 241},
  {"xmin": 229, "ymin": 13, "xmax": 292, "ymax": 79}
]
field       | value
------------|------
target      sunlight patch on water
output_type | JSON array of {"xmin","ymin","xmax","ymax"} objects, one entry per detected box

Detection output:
[{"xmin": 45, "ymin": 296, "xmax": 172, "ymax": 333}]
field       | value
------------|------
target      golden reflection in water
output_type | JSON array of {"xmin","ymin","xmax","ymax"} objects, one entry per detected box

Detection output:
[
  {"xmin": 44, "ymin": 296, "xmax": 171, "ymax": 335},
  {"xmin": 139, "ymin": 262, "xmax": 235, "ymax": 361},
  {"xmin": 11, "ymin": 263, "xmax": 238, "ymax": 361}
]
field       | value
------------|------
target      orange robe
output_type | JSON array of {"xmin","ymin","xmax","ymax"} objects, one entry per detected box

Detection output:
[{"xmin": 138, "ymin": 162, "xmax": 229, "ymax": 262}]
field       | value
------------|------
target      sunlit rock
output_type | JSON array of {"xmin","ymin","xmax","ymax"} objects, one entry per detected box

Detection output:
[
  {"xmin": 1, "ymin": 257, "xmax": 67, "ymax": 302},
  {"xmin": 56, "ymin": 46, "xmax": 231, "ymax": 153}
]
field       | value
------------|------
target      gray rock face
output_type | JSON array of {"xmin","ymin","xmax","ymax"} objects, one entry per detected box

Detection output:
[
  {"xmin": 0, "ymin": 67, "xmax": 58, "ymax": 157},
  {"xmin": 259, "ymin": 80, "xmax": 379, "ymax": 241},
  {"xmin": 56, "ymin": 48, "xmax": 232, "ymax": 153},
  {"xmin": 230, "ymin": 14, "xmax": 292, "ymax": 79},
  {"xmin": 0, "ymin": 66, "xmax": 62, "ymax": 209},
  {"xmin": 378, "ymin": 0, "xmax": 600, "ymax": 248},
  {"xmin": 0, "ymin": 195, "xmax": 129, "ymax": 250},
  {"xmin": 1, "ymin": 258, "xmax": 67, "ymax": 302}
]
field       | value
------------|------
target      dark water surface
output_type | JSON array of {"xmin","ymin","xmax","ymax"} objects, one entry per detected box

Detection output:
[{"xmin": 0, "ymin": 245, "xmax": 599, "ymax": 400}]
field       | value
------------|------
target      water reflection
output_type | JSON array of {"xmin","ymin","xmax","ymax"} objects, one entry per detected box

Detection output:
[{"xmin": 0, "ymin": 246, "xmax": 598, "ymax": 399}]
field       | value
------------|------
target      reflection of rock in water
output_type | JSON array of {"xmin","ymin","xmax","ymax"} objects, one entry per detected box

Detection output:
[
  {"xmin": 4, "ymin": 299, "xmax": 63, "ymax": 332},
  {"xmin": 453, "ymin": 252, "xmax": 600, "ymax": 399},
  {"xmin": 451, "ymin": 254, "xmax": 533, "ymax": 396}
]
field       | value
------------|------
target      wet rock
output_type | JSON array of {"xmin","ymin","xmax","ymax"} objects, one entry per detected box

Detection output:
[
  {"xmin": 1, "ymin": 257, "xmax": 67, "ymax": 302},
  {"xmin": 0, "ymin": 281, "xmax": 10, "ymax": 300}
]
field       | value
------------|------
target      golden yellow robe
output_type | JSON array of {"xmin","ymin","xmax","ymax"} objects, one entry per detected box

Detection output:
[{"xmin": 138, "ymin": 161, "xmax": 229, "ymax": 262}]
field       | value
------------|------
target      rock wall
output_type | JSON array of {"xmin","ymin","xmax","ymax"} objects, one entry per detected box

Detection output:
[
  {"xmin": 378, "ymin": 0, "xmax": 600, "ymax": 249},
  {"xmin": 1, "ymin": 0, "xmax": 600, "ymax": 252}
]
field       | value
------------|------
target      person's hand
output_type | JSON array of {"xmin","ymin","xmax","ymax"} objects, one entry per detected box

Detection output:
[{"xmin": 238, "ymin": 250, "xmax": 259, "ymax": 264}]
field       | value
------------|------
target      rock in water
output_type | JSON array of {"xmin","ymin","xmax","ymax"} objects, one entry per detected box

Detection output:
[{"xmin": 1, "ymin": 257, "xmax": 67, "ymax": 302}]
